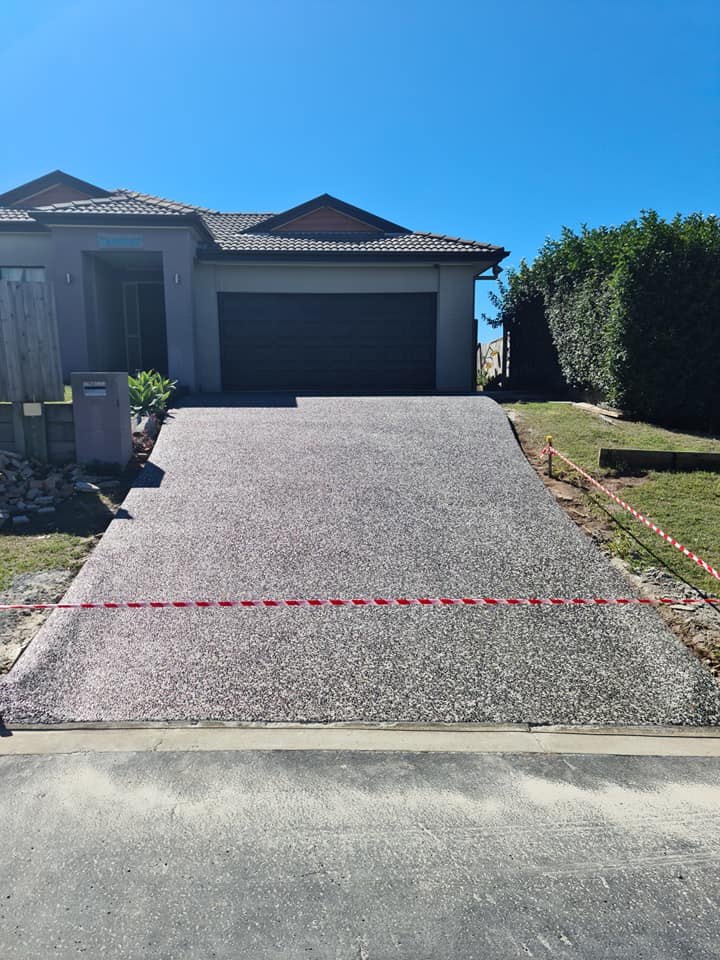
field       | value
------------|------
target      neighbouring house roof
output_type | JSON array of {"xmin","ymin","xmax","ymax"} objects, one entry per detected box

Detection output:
[{"xmin": 0, "ymin": 176, "xmax": 509, "ymax": 263}]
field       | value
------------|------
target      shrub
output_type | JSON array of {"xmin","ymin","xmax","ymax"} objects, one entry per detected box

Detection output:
[
  {"xmin": 606, "ymin": 213, "xmax": 720, "ymax": 426},
  {"xmin": 128, "ymin": 370, "xmax": 177, "ymax": 419},
  {"xmin": 485, "ymin": 212, "xmax": 720, "ymax": 429}
]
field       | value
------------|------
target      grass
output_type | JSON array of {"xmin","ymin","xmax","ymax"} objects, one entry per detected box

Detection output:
[
  {"xmin": 0, "ymin": 532, "xmax": 95, "ymax": 591},
  {"xmin": 503, "ymin": 401, "xmax": 720, "ymax": 595},
  {"xmin": 0, "ymin": 489, "xmax": 128, "ymax": 592},
  {"xmin": 2, "ymin": 385, "xmax": 72, "ymax": 404},
  {"xmin": 43, "ymin": 385, "xmax": 72, "ymax": 404}
]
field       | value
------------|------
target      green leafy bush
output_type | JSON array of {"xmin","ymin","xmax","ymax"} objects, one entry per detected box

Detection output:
[
  {"xmin": 128, "ymin": 370, "xmax": 177, "ymax": 419},
  {"xmin": 486, "ymin": 212, "xmax": 720, "ymax": 429}
]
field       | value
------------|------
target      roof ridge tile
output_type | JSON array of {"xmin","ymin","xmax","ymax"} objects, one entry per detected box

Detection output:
[{"xmin": 119, "ymin": 188, "xmax": 218, "ymax": 214}]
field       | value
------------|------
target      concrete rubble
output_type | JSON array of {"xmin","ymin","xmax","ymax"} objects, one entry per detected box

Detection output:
[{"xmin": 0, "ymin": 449, "xmax": 116, "ymax": 526}]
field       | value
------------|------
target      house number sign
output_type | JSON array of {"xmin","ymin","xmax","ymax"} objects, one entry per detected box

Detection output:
[
  {"xmin": 97, "ymin": 234, "xmax": 144, "ymax": 248},
  {"xmin": 83, "ymin": 380, "xmax": 107, "ymax": 398}
]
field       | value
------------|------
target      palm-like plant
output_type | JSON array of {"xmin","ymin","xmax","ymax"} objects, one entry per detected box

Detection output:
[{"xmin": 128, "ymin": 370, "xmax": 177, "ymax": 419}]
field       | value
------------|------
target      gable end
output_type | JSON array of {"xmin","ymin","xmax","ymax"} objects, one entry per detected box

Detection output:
[
  {"xmin": 272, "ymin": 206, "xmax": 382, "ymax": 234},
  {"xmin": 0, "ymin": 170, "xmax": 111, "ymax": 208},
  {"xmin": 248, "ymin": 193, "xmax": 410, "ymax": 235}
]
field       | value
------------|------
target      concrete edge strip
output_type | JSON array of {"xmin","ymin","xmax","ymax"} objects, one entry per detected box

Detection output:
[{"xmin": 2, "ymin": 722, "xmax": 720, "ymax": 757}]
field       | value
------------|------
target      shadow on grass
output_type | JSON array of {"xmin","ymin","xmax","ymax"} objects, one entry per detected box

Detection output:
[
  {"xmin": 1, "ymin": 487, "xmax": 133, "ymax": 540},
  {"xmin": 497, "ymin": 394, "xmax": 720, "ymax": 443},
  {"xmin": 0, "ymin": 458, "xmax": 168, "ymax": 541}
]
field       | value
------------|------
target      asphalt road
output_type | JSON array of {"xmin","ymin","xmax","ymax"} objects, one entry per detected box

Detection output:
[
  {"xmin": 2, "ymin": 745, "xmax": 720, "ymax": 959},
  {"xmin": 1, "ymin": 395, "xmax": 719, "ymax": 724}
]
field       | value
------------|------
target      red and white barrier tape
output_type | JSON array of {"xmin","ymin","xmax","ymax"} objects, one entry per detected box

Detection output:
[
  {"xmin": 542, "ymin": 444, "xmax": 720, "ymax": 584},
  {"xmin": 1, "ymin": 445, "xmax": 716, "ymax": 612},
  {"xmin": 0, "ymin": 596, "xmax": 718, "ymax": 611}
]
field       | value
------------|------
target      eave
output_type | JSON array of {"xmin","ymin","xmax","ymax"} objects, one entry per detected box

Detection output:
[
  {"xmin": 197, "ymin": 247, "xmax": 510, "ymax": 264},
  {"xmin": 0, "ymin": 220, "xmax": 49, "ymax": 233},
  {"xmin": 29, "ymin": 211, "xmax": 215, "ymax": 242}
]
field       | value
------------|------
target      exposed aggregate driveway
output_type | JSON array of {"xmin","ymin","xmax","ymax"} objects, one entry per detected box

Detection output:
[{"xmin": 2, "ymin": 395, "xmax": 720, "ymax": 725}]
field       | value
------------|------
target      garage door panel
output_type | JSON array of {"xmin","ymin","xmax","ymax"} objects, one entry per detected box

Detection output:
[{"xmin": 219, "ymin": 292, "xmax": 436, "ymax": 391}]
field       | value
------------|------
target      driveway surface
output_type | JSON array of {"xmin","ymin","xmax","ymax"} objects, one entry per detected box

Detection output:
[
  {"xmin": 2, "ymin": 744, "xmax": 720, "ymax": 958},
  {"xmin": 1, "ymin": 395, "xmax": 719, "ymax": 724}
]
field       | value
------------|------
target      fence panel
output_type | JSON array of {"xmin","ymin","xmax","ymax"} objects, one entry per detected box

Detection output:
[{"xmin": 0, "ymin": 280, "xmax": 64, "ymax": 402}]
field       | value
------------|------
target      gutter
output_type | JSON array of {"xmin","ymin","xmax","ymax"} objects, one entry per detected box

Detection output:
[
  {"xmin": 0, "ymin": 220, "xmax": 49, "ymax": 233},
  {"xmin": 28, "ymin": 211, "xmax": 215, "ymax": 243},
  {"xmin": 196, "ymin": 247, "xmax": 510, "ymax": 265}
]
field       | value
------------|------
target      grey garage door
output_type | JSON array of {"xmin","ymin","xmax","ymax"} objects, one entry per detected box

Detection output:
[{"xmin": 218, "ymin": 292, "xmax": 437, "ymax": 391}]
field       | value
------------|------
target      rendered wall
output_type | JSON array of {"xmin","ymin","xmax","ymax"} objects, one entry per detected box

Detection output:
[
  {"xmin": 38, "ymin": 226, "xmax": 198, "ymax": 388},
  {"xmin": 70, "ymin": 371, "xmax": 132, "ymax": 466},
  {"xmin": 436, "ymin": 265, "xmax": 478, "ymax": 392},
  {"xmin": 193, "ymin": 261, "xmax": 486, "ymax": 392},
  {"xmin": 0, "ymin": 226, "xmax": 490, "ymax": 395},
  {"xmin": 0, "ymin": 232, "xmax": 53, "ymax": 270}
]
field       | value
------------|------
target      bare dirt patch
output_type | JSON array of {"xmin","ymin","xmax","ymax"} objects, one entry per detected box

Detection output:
[{"xmin": 0, "ymin": 569, "xmax": 75, "ymax": 672}]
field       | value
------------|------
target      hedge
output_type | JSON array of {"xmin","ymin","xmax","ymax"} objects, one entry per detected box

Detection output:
[{"xmin": 487, "ymin": 212, "xmax": 720, "ymax": 430}]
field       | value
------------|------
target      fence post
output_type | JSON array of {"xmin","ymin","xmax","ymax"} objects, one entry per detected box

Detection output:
[
  {"xmin": 11, "ymin": 402, "xmax": 48, "ymax": 462},
  {"xmin": 546, "ymin": 435, "xmax": 553, "ymax": 478}
]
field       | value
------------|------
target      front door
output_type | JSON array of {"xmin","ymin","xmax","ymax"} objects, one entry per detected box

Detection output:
[{"xmin": 122, "ymin": 282, "xmax": 168, "ymax": 375}]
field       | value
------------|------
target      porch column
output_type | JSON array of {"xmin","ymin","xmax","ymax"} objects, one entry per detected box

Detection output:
[
  {"xmin": 161, "ymin": 231, "xmax": 197, "ymax": 390},
  {"xmin": 49, "ymin": 244, "xmax": 91, "ymax": 378}
]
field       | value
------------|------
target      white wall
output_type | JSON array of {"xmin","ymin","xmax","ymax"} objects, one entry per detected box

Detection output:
[{"xmin": 193, "ymin": 260, "xmax": 490, "ymax": 392}]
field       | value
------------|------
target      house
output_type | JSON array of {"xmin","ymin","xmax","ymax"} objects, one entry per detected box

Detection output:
[{"xmin": 0, "ymin": 170, "xmax": 508, "ymax": 393}]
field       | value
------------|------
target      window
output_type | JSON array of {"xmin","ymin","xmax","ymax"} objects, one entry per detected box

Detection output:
[{"xmin": 0, "ymin": 266, "xmax": 46, "ymax": 281}]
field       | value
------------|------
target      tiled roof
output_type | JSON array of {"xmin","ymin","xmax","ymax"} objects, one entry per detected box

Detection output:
[
  {"xmin": 201, "ymin": 212, "xmax": 276, "ymax": 237},
  {"xmin": 1, "ymin": 189, "xmax": 506, "ymax": 258},
  {"xmin": 201, "ymin": 216, "xmax": 502, "ymax": 255},
  {"xmin": 0, "ymin": 190, "xmax": 205, "ymax": 221},
  {"xmin": 34, "ymin": 189, "xmax": 205, "ymax": 216},
  {"xmin": 0, "ymin": 207, "xmax": 36, "ymax": 221}
]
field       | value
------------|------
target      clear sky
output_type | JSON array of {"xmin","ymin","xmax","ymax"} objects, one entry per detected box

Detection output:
[{"xmin": 1, "ymin": 0, "xmax": 717, "ymax": 341}]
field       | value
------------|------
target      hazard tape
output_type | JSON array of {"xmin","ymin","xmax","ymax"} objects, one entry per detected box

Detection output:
[
  {"xmin": 1, "ymin": 443, "xmax": 716, "ymax": 612},
  {"xmin": 542, "ymin": 444, "xmax": 720, "ymax": 584},
  {"xmin": 0, "ymin": 596, "xmax": 718, "ymax": 611}
]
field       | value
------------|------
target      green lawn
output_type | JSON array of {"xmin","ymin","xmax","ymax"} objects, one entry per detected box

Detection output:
[
  {"xmin": 0, "ymin": 490, "xmax": 127, "ymax": 592},
  {"xmin": 0, "ymin": 531, "xmax": 95, "ymax": 591},
  {"xmin": 503, "ymin": 401, "xmax": 720, "ymax": 595},
  {"xmin": 44, "ymin": 385, "xmax": 72, "ymax": 403},
  {"xmin": 3, "ymin": 385, "xmax": 72, "ymax": 404}
]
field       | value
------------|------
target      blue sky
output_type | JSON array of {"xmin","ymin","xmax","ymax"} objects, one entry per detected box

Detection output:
[{"xmin": 1, "ymin": 0, "xmax": 718, "ymax": 340}]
